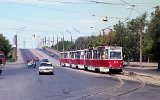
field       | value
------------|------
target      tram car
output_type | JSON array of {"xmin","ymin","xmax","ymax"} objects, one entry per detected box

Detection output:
[
  {"xmin": 60, "ymin": 51, "xmax": 70, "ymax": 67},
  {"xmin": 60, "ymin": 46, "xmax": 123, "ymax": 73},
  {"xmin": 85, "ymin": 46, "xmax": 123, "ymax": 73}
]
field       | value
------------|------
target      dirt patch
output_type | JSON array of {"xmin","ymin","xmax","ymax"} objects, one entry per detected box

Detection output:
[{"xmin": 116, "ymin": 72, "xmax": 160, "ymax": 86}]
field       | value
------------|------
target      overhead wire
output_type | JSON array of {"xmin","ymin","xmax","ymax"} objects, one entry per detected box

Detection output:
[
  {"xmin": 37, "ymin": 0, "xmax": 128, "ymax": 19},
  {"xmin": 2, "ymin": 0, "xmax": 127, "ymax": 25},
  {"xmin": 38, "ymin": 0, "xmax": 94, "ymax": 4},
  {"xmin": 2, "ymin": 0, "xmax": 158, "ymax": 31},
  {"xmin": 3, "ymin": 1, "xmax": 103, "ymax": 17},
  {"xmin": 0, "ymin": 27, "xmax": 56, "ymax": 33},
  {"xmin": 89, "ymin": 0, "xmax": 125, "ymax": 5}
]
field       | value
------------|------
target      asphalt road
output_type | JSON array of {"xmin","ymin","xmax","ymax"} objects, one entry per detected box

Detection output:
[{"xmin": 0, "ymin": 49, "xmax": 160, "ymax": 100}]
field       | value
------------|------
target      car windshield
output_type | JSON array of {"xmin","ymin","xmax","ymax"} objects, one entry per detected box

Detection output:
[
  {"xmin": 40, "ymin": 63, "xmax": 52, "ymax": 66},
  {"xmin": 41, "ymin": 59, "xmax": 49, "ymax": 62}
]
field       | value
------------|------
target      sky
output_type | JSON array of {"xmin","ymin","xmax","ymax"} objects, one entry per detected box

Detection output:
[{"xmin": 0, "ymin": 0, "xmax": 160, "ymax": 48}]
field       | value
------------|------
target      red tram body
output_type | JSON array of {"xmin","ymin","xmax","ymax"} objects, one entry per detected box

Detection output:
[
  {"xmin": 60, "ymin": 46, "xmax": 123, "ymax": 73},
  {"xmin": 0, "ymin": 50, "xmax": 6, "ymax": 65}
]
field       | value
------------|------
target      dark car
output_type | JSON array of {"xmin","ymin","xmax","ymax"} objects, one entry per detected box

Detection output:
[{"xmin": 41, "ymin": 58, "xmax": 49, "ymax": 63}]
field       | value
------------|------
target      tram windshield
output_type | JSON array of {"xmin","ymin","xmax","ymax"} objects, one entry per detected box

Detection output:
[{"xmin": 110, "ymin": 51, "xmax": 121, "ymax": 59}]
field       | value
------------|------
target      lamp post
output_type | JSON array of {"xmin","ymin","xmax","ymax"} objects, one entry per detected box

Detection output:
[
  {"xmin": 127, "ymin": 6, "xmax": 143, "ymax": 67},
  {"xmin": 15, "ymin": 27, "xmax": 26, "ymax": 60},
  {"xmin": 66, "ymin": 30, "xmax": 72, "ymax": 43},
  {"xmin": 91, "ymin": 26, "xmax": 112, "ymax": 45},
  {"xmin": 59, "ymin": 32, "xmax": 64, "ymax": 52},
  {"xmin": 54, "ymin": 33, "xmax": 59, "ymax": 51},
  {"xmin": 101, "ymin": 26, "xmax": 112, "ymax": 45}
]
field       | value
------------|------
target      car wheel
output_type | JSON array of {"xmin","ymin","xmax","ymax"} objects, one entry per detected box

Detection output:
[
  {"xmin": 39, "ymin": 72, "xmax": 41, "ymax": 75},
  {"xmin": 0, "ymin": 69, "xmax": 2, "ymax": 74},
  {"xmin": 51, "ymin": 72, "xmax": 54, "ymax": 75}
]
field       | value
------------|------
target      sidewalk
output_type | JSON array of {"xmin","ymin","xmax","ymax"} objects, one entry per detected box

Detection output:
[
  {"xmin": 124, "ymin": 62, "xmax": 158, "ymax": 69},
  {"xmin": 7, "ymin": 49, "xmax": 25, "ymax": 65},
  {"xmin": 123, "ymin": 62, "xmax": 160, "ymax": 76},
  {"xmin": 45, "ymin": 48, "xmax": 60, "ymax": 56}
]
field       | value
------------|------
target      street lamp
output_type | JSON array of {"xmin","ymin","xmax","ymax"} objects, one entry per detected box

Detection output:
[
  {"xmin": 103, "ymin": 17, "xmax": 108, "ymax": 22},
  {"xmin": 101, "ymin": 26, "xmax": 112, "ymax": 45},
  {"xmin": 59, "ymin": 32, "xmax": 64, "ymax": 52},
  {"xmin": 49, "ymin": 33, "xmax": 54, "ymax": 47},
  {"xmin": 91, "ymin": 26, "xmax": 112, "ymax": 45},
  {"xmin": 53, "ymin": 32, "xmax": 59, "ymax": 51},
  {"xmin": 127, "ymin": 6, "xmax": 143, "ymax": 67},
  {"xmin": 66, "ymin": 30, "xmax": 72, "ymax": 43},
  {"xmin": 49, "ymin": 33, "xmax": 59, "ymax": 51},
  {"xmin": 15, "ymin": 27, "xmax": 26, "ymax": 60}
]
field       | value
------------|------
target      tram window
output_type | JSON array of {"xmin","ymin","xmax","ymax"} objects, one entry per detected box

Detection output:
[
  {"xmin": 86, "ymin": 51, "xmax": 92, "ymax": 59},
  {"xmin": 81, "ymin": 55, "xmax": 84, "ymax": 59},
  {"xmin": 80, "ymin": 52, "xmax": 84, "ymax": 59},
  {"xmin": 61, "ymin": 53, "xmax": 64, "ymax": 58},
  {"xmin": 77, "ymin": 52, "xmax": 80, "ymax": 59},
  {"xmin": 90, "ymin": 51, "xmax": 92, "ymax": 59},
  {"xmin": 110, "ymin": 51, "xmax": 121, "ymax": 59},
  {"xmin": 64, "ymin": 53, "xmax": 67, "ymax": 58},
  {"xmin": 98, "ymin": 50, "xmax": 104, "ymax": 59},
  {"xmin": 104, "ymin": 49, "xmax": 109, "ymax": 59},
  {"xmin": 93, "ymin": 50, "xmax": 97, "ymax": 59},
  {"xmin": 71, "ymin": 53, "xmax": 74, "ymax": 58}
]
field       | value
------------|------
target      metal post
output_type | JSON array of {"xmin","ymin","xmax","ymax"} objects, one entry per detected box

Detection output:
[
  {"xmin": 15, "ymin": 35, "xmax": 17, "ymax": 60},
  {"xmin": 56, "ymin": 33, "xmax": 58, "ymax": 51},
  {"xmin": 62, "ymin": 33, "xmax": 64, "ymax": 52},
  {"xmin": 52, "ymin": 36, "xmax": 54, "ymax": 46},
  {"xmin": 66, "ymin": 30, "xmax": 72, "ymax": 43},
  {"xmin": 63, "ymin": 36, "xmax": 64, "ymax": 52},
  {"xmin": 45, "ymin": 36, "xmax": 46, "ymax": 47},
  {"xmin": 140, "ymin": 29, "xmax": 142, "ymax": 67},
  {"xmin": 102, "ymin": 29, "xmax": 105, "ymax": 45},
  {"xmin": 48, "ymin": 36, "xmax": 50, "ymax": 47}
]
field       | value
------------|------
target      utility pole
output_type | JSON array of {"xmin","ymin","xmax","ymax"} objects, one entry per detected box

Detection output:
[
  {"xmin": 66, "ymin": 30, "xmax": 72, "ymax": 43},
  {"xmin": 15, "ymin": 35, "xmax": 17, "ymax": 60},
  {"xmin": 52, "ymin": 36, "xmax": 54, "ymax": 47},
  {"xmin": 23, "ymin": 39, "xmax": 25, "ymax": 49},
  {"xmin": 139, "ymin": 20, "xmax": 143, "ymax": 67},
  {"xmin": 15, "ymin": 27, "xmax": 26, "ymax": 60},
  {"xmin": 60, "ymin": 32, "xmax": 64, "ymax": 52},
  {"xmin": 54, "ymin": 33, "xmax": 59, "ymax": 51},
  {"xmin": 45, "ymin": 36, "xmax": 46, "ymax": 47}
]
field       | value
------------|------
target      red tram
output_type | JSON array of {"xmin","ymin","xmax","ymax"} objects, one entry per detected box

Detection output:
[
  {"xmin": 60, "ymin": 46, "xmax": 123, "ymax": 73},
  {"xmin": 0, "ymin": 50, "xmax": 6, "ymax": 65}
]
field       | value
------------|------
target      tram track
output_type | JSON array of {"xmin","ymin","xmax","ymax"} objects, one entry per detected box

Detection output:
[
  {"xmin": 64, "ymin": 72, "xmax": 145, "ymax": 100},
  {"xmin": 106, "ymin": 73, "xmax": 145, "ymax": 100},
  {"xmin": 64, "ymin": 75, "xmax": 124, "ymax": 100}
]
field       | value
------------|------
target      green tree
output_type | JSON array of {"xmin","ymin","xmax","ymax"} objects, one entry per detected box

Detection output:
[
  {"xmin": 112, "ymin": 13, "xmax": 147, "ymax": 63},
  {"xmin": 147, "ymin": 6, "xmax": 160, "ymax": 69},
  {"xmin": 53, "ymin": 40, "xmax": 74, "ymax": 52},
  {"xmin": 0, "ymin": 34, "xmax": 12, "ymax": 56}
]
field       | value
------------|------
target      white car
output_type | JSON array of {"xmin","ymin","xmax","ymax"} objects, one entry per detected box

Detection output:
[{"xmin": 39, "ymin": 62, "xmax": 54, "ymax": 75}]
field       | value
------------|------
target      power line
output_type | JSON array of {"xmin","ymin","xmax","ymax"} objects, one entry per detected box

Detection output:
[
  {"xmin": 0, "ymin": 27, "xmax": 58, "ymax": 33},
  {"xmin": 120, "ymin": 0, "xmax": 132, "ymax": 6},
  {"xmin": 89, "ymin": 0, "xmax": 125, "ymax": 5},
  {"xmin": 3, "ymin": 1, "xmax": 101, "ymax": 17},
  {"xmin": 3, "ymin": 1, "xmax": 126, "ymax": 22},
  {"xmin": 38, "ymin": 0, "xmax": 94, "ymax": 4}
]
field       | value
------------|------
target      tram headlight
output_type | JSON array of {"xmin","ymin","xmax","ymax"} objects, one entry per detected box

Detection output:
[{"xmin": 109, "ymin": 64, "xmax": 112, "ymax": 67}]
